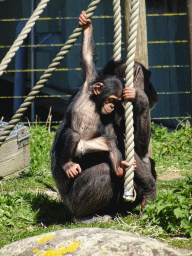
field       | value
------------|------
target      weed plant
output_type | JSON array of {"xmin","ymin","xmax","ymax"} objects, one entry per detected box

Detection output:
[
  {"xmin": 152, "ymin": 121, "xmax": 192, "ymax": 171},
  {"xmin": 0, "ymin": 122, "xmax": 191, "ymax": 251},
  {"xmin": 142, "ymin": 176, "xmax": 192, "ymax": 237}
]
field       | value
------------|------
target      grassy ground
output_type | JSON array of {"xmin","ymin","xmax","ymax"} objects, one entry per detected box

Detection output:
[{"xmin": 0, "ymin": 121, "xmax": 191, "ymax": 252}]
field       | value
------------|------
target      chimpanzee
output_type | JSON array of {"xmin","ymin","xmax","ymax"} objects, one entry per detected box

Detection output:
[
  {"xmin": 77, "ymin": 12, "xmax": 157, "ymax": 211},
  {"xmin": 99, "ymin": 59, "xmax": 158, "ymax": 159},
  {"xmin": 51, "ymin": 14, "xmax": 135, "ymax": 219},
  {"xmin": 51, "ymin": 12, "xmax": 157, "ymax": 220}
]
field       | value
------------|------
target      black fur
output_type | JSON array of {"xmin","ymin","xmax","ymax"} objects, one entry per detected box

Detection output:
[
  {"xmin": 99, "ymin": 58, "xmax": 158, "ymax": 207},
  {"xmin": 99, "ymin": 58, "xmax": 158, "ymax": 158},
  {"xmin": 51, "ymin": 23, "xmax": 158, "ymax": 219},
  {"xmin": 51, "ymin": 25, "xmax": 125, "ymax": 218}
]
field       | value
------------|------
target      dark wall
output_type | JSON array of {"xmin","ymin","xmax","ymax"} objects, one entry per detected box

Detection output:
[{"xmin": 0, "ymin": 0, "xmax": 191, "ymax": 127}]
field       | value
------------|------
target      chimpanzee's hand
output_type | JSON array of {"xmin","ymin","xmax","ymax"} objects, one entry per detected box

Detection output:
[
  {"xmin": 123, "ymin": 87, "xmax": 136, "ymax": 102},
  {"xmin": 79, "ymin": 11, "xmax": 92, "ymax": 29},
  {"xmin": 63, "ymin": 162, "xmax": 82, "ymax": 179},
  {"xmin": 115, "ymin": 160, "xmax": 137, "ymax": 177}
]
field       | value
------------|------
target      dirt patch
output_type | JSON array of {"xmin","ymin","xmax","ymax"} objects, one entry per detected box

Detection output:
[
  {"xmin": 157, "ymin": 172, "xmax": 184, "ymax": 180},
  {"xmin": 2, "ymin": 189, "xmax": 59, "ymax": 199}
]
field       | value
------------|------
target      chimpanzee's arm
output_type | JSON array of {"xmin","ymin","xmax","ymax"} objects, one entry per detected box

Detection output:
[
  {"xmin": 59, "ymin": 129, "xmax": 80, "ymax": 165},
  {"xmin": 75, "ymin": 123, "xmax": 123, "ymax": 175},
  {"xmin": 59, "ymin": 128, "xmax": 81, "ymax": 175},
  {"xmin": 133, "ymin": 66, "xmax": 150, "ymax": 114},
  {"xmin": 104, "ymin": 123, "xmax": 123, "ymax": 174},
  {"xmin": 123, "ymin": 66, "xmax": 149, "ymax": 114},
  {"xmin": 133, "ymin": 66, "xmax": 151, "ymax": 158},
  {"xmin": 80, "ymin": 12, "xmax": 97, "ymax": 84},
  {"xmin": 51, "ymin": 118, "xmax": 82, "ymax": 179},
  {"xmin": 75, "ymin": 137, "xmax": 111, "ymax": 158},
  {"xmin": 123, "ymin": 65, "xmax": 151, "ymax": 158}
]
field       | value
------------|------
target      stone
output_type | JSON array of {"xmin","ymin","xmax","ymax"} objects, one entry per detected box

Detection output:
[{"xmin": 0, "ymin": 228, "xmax": 184, "ymax": 256}]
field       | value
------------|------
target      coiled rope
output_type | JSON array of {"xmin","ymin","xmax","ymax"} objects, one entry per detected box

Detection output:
[
  {"xmin": 0, "ymin": 0, "xmax": 50, "ymax": 77},
  {"xmin": 113, "ymin": 0, "xmax": 121, "ymax": 60},
  {"xmin": 123, "ymin": 0, "xmax": 140, "ymax": 201},
  {"xmin": 0, "ymin": 0, "xmax": 101, "ymax": 146}
]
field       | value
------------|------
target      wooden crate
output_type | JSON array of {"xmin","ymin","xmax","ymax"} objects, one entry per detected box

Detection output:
[{"xmin": 0, "ymin": 121, "xmax": 30, "ymax": 178}]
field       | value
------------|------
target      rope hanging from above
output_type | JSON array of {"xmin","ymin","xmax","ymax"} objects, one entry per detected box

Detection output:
[
  {"xmin": 112, "ymin": 0, "xmax": 139, "ymax": 201},
  {"xmin": 0, "ymin": 0, "xmax": 101, "ymax": 147},
  {"xmin": 123, "ymin": 0, "xmax": 140, "ymax": 201},
  {"xmin": 113, "ymin": 0, "xmax": 122, "ymax": 61},
  {"xmin": 0, "ymin": 0, "xmax": 50, "ymax": 77}
]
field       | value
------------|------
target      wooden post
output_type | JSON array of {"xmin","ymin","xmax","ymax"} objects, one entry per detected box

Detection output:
[
  {"xmin": 122, "ymin": 0, "xmax": 131, "ymax": 53},
  {"xmin": 135, "ymin": 0, "xmax": 148, "ymax": 68},
  {"xmin": 123, "ymin": 0, "xmax": 148, "ymax": 66},
  {"xmin": 187, "ymin": 0, "xmax": 192, "ymax": 124},
  {"xmin": 123, "ymin": 0, "xmax": 152, "ymax": 157}
]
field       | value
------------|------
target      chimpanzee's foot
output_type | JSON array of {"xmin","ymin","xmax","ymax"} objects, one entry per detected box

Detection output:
[
  {"xmin": 72, "ymin": 214, "xmax": 112, "ymax": 224},
  {"xmin": 140, "ymin": 195, "xmax": 149, "ymax": 215}
]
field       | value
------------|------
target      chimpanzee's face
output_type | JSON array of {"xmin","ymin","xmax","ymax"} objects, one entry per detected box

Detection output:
[{"xmin": 101, "ymin": 95, "xmax": 121, "ymax": 114}]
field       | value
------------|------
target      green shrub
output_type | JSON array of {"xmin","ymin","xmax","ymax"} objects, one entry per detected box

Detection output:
[
  {"xmin": 152, "ymin": 122, "xmax": 192, "ymax": 170},
  {"xmin": 142, "ymin": 175, "xmax": 192, "ymax": 237}
]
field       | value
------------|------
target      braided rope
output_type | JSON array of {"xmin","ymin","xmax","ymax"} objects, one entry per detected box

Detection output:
[
  {"xmin": 113, "ymin": 0, "xmax": 121, "ymax": 60},
  {"xmin": 0, "ymin": 0, "xmax": 50, "ymax": 77},
  {"xmin": 123, "ymin": 0, "xmax": 140, "ymax": 201},
  {"xmin": 0, "ymin": 0, "xmax": 101, "ymax": 146}
]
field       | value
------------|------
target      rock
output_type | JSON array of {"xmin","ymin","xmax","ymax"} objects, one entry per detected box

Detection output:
[{"xmin": 0, "ymin": 228, "xmax": 184, "ymax": 256}]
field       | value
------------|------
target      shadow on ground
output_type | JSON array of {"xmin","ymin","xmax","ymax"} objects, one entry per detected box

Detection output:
[{"xmin": 27, "ymin": 193, "xmax": 72, "ymax": 226}]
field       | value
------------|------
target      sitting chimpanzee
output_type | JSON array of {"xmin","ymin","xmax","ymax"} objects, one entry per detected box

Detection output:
[
  {"xmin": 51, "ymin": 14, "xmax": 135, "ymax": 220},
  {"xmin": 78, "ymin": 12, "xmax": 158, "ymax": 210},
  {"xmin": 98, "ymin": 58, "xmax": 158, "ymax": 210},
  {"xmin": 51, "ymin": 11, "xmax": 157, "ymax": 220}
]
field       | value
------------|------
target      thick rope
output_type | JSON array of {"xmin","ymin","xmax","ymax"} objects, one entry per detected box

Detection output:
[
  {"xmin": 123, "ymin": 0, "xmax": 140, "ymax": 201},
  {"xmin": 0, "ymin": 0, "xmax": 50, "ymax": 77},
  {"xmin": 0, "ymin": 0, "xmax": 101, "ymax": 146},
  {"xmin": 113, "ymin": 0, "xmax": 122, "ymax": 60}
]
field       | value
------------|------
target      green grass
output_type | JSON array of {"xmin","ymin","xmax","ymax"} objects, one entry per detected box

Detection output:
[
  {"xmin": 0, "ymin": 122, "xmax": 192, "ymax": 251},
  {"xmin": 152, "ymin": 121, "xmax": 192, "ymax": 172}
]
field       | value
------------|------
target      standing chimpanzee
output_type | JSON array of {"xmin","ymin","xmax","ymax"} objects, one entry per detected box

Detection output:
[
  {"xmin": 51, "ymin": 14, "xmax": 135, "ymax": 220},
  {"xmin": 78, "ymin": 11, "xmax": 158, "ymax": 210}
]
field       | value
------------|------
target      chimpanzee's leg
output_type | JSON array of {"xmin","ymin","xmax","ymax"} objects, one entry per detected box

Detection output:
[
  {"xmin": 51, "ymin": 165, "xmax": 73, "ymax": 213},
  {"xmin": 117, "ymin": 152, "xmax": 156, "ymax": 214},
  {"xmin": 69, "ymin": 163, "xmax": 118, "ymax": 218},
  {"xmin": 134, "ymin": 153, "xmax": 156, "ymax": 200},
  {"xmin": 128, "ymin": 153, "xmax": 156, "ymax": 211}
]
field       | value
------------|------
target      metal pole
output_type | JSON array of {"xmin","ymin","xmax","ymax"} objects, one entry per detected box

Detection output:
[
  {"xmin": 187, "ymin": 0, "xmax": 192, "ymax": 124},
  {"xmin": 31, "ymin": 0, "xmax": 35, "ymax": 123}
]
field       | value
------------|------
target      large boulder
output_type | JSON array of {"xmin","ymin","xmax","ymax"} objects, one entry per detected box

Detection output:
[{"xmin": 0, "ymin": 228, "xmax": 183, "ymax": 255}]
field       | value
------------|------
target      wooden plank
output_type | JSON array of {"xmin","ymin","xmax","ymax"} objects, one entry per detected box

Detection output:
[
  {"xmin": 0, "ymin": 145, "xmax": 30, "ymax": 177},
  {"xmin": 0, "ymin": 137, "xmax": 19, "ymax": 161},
  {"xmin": 0, "ymin": 122, "xmax": 30, "ymax": 178}
]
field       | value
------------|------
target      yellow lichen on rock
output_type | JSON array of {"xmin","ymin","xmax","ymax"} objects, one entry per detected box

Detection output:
[
  {"xmin": 38, "ymin": 242, "xmax": 81, "ymax": 256},
  {"xmin": 33, "ymin": 248, "xmax": 39, "ymax": 253},
  {"xmin": 37, "ymin": 234, "xmax": 56, "ymax": 244}
]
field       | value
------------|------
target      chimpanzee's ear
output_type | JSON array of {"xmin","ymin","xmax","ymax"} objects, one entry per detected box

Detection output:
[{"xmin": 92, "ymin": 82, "xmax": 103, "ymax": 95}]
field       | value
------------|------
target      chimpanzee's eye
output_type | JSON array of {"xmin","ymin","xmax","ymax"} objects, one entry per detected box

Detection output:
[{"xmin": 108, "ymin": 98, "xmax": 117, "ymax": 104}]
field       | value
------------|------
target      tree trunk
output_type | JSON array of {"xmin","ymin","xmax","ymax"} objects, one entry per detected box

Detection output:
[
  {"xmin": 187, "ymin": 0, "xmax": 192, "ymax": 124},
  {"xmin": 123, "ymin": 0, "xmax": 152, "ymax": 157}
]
